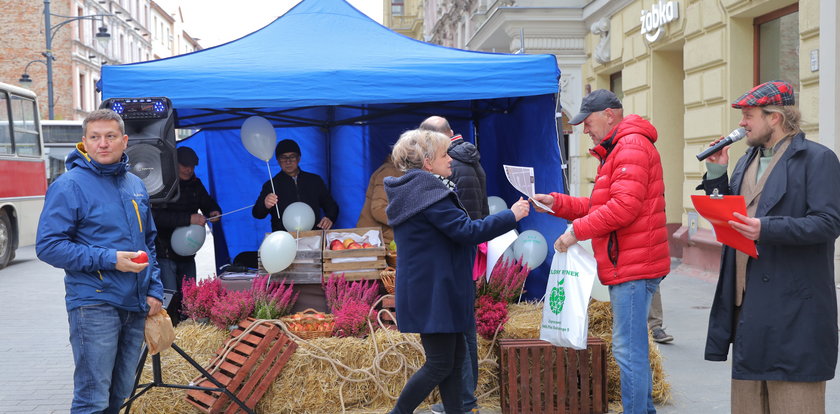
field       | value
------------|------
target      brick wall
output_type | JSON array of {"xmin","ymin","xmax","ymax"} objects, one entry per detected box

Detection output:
[{"xmin": 0, "ymin": 0, "xmax": 75, "ymax": 119}]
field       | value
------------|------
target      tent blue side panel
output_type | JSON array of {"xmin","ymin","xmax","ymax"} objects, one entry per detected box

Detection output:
[
  {"xmin": 329, "ymin": 106, "xmax": 369, "ymax": 229},
  {"xmin": 477, "ymin": 94, "xmax": 566, "ymax": 300},
  {"xmin": 181, "ymin": 94, "xmax": 564, "ymax": 293},
  {"xmin": 183, "ymin": 127, "xmax": 329, "ymax": 265}
]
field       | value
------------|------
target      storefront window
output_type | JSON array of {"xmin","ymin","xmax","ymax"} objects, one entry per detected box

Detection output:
[{"xmin": 755, "ymin": 4, "xmax": 799, "ymax": 91}]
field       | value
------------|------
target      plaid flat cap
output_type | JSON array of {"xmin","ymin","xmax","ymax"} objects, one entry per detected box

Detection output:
[{"xmin": 731, "ymin": 80, "xmax": 795, "ymax": 108}]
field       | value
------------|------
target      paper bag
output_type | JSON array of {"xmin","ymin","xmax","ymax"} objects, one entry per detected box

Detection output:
[
  {"xmin": 539, "ymin": 244, "xmax": 596, "ymax": 349},
  {"xmin": 144, "ymin": 309, "xmax": 175, "ymax": 355}
]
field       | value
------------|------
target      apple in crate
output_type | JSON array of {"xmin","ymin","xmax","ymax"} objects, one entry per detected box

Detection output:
[
  {"xmin": 330, "ymin": 239, "xmax": 346, "ymax": 250},
  {"xmin": 343, "ymin": 238, "xmax": 356, "ymax": 248},
  {"xmin": 362, "ymin": 242, "xmax": 372, "ymax": 248},
  {"xmin": 347, "ymin": 242, "xmax": 363, "ymax": 249}
]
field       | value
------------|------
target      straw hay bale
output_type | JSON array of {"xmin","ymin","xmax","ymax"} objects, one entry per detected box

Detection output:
[
  {"xmin": 125, "ymin": 320, "xmax": 229, "ymax": 414},
  {"xmin": 130, "ymin": 300, "xmax": 669, "ymax": 413}
]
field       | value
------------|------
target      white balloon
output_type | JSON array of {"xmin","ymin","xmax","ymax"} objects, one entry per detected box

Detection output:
[
  {"xmin": 591, "ymin": 277, "xmax": 611, "ymax": 302},
  {"xmin": 487, "ymin": 196, "xmax": 507, "ymax": 215},
  {"xmin": 170, "ymin": 224, "xmax": 207, "ymax": 256},
  {"xmin": 501, "ymin": 244, "xmax": 517, "ymax": 262},
  {"xmin": 259, "ymin": 231, "xmax": 297, "ymax": 273},
  {"xmin": 241, "ymin": 116, "xmax": 277, "ymax": 161},
  {"xmin": 512, "ymin": 230, "xmax": 548, "ymax": 269},
  {"xmin": 282, "ymin": 202, "xmax": 315, "ymax": 232}
]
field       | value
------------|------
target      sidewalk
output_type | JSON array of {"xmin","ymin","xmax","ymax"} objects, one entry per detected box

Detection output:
[{"xmin": 1, "ymin": 246, "xmax": 838, "ymax": 413}]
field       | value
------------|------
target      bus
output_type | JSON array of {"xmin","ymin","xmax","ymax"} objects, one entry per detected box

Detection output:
[
  {"xmin": 0, "ymin": 82, "xmax": 46, "ymax": 269},
  {"xmin": 41, "ymin": 119, "xmax": 83, "ymax": 183}
]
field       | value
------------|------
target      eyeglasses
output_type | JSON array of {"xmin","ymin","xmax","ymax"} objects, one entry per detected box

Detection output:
[
  {"xmin": 84, "ymin": 134, "xmax": 122, "ymax": 143},
  {"xmin": 278, "ymin": 155, "xmax": 299, "ymax": 162}
]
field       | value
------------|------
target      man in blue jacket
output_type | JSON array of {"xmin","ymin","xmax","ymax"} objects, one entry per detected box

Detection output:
[{"xmin": 36, "ymin": 109, "xmax": 164, "ymax": 413}]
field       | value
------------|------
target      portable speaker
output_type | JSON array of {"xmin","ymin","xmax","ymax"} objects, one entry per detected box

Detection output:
[{"xmin": 100, "ymin": 97, "xmax": 179, "ymax": 204}]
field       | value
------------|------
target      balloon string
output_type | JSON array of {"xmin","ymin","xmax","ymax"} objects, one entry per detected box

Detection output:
[
  {"xmin": 205, "ymin": 204, "xmax": 254, "ymax": 220},
  {"xmin": 266, "ymin": 160, "xmax": 282, "ymax": 220}
]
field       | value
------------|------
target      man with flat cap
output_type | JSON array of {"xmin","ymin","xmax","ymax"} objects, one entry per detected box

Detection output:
[
  {"xmin": 532, "ymin": 89, "xmax": 669, "ymax": 414},
  {"xmin": 252, "ymin": 139, "xmax": 339, "ymax": 231},
  {"xmin": 698, "ymin": 80, "xmax": 840, "ymax": 414},
  {"xmin": 152, "ymin": 146, "xmax": 222, "ymax": 323}
]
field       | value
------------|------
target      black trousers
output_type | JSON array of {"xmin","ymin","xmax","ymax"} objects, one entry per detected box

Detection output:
[{"xmin": 390, "ymin": 332, "xmax": 466, "ymax": 414}]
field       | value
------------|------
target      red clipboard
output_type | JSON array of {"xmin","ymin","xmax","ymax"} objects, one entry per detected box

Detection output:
[{"xmin": 690, "ymin": 194, "xmax": 759, "ymax": 258}]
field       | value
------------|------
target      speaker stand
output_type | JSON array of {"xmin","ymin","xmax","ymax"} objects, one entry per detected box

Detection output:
[{"xmin": 122, "ymin": 342, "xmax": 255, "ymax": 414}]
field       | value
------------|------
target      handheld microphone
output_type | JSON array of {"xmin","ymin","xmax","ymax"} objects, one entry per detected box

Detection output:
[{"xmin": 696, "ymin": 128, "xmax": 747, "ymax": 161}]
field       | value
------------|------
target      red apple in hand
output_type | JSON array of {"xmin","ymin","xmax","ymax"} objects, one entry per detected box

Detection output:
[
  {"xmin": 330, "ymin": 240, "xmax": 346, "ymax": 250},
  {"xmin": 131, "ymin": 251, "xmax": 148, "ymax": 264}
]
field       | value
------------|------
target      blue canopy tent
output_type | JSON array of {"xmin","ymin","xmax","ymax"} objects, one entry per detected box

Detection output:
[{"xmin": 100, "ymin": 0, "xmax": 565, "ymax": 299}]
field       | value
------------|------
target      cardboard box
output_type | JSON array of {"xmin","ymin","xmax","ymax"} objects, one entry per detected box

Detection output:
[{"xmin": 322, "ymin": 227, "xmax": 387, "ymax": 281}]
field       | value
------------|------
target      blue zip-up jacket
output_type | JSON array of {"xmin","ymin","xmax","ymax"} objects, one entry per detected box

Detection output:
[{"xmin": 36, "ymin": 143, "xmax": 163, "ymax": 312}]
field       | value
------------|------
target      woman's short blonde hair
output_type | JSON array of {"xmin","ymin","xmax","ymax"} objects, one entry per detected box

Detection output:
[{"xmin": 391, "ymin": 129, "xmax": 450, "ymax": 172}]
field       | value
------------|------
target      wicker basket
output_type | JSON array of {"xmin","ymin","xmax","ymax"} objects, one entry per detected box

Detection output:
[
  {"xmin": 380, "ymin": 267, "xmax": 396, "ymax": 295},
  {"xmin": 281, "ymin": 308, "xmax": 334, "ymax": 339},
  {"xmin": 385, "ymin": 251, "xmax": 397, "ymax": 268}
]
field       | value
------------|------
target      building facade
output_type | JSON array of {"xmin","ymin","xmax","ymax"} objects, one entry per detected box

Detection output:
[
  {"xmin": 1, "ymin": 0, "xmax": 199, "ymax": 121},
  {"xmin": 150, "ymin": 1, "xmax": 200, "ymax": 60},
  {"xmin": 425, "ymin": 0, "xmax": 840, "ymax": 277},
  {"xmin": 384, "ymin": 0, "xmax": 424, "ymax": 40}
]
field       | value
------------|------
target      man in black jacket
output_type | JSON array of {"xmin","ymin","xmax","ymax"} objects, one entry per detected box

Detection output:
[
  {"xmin": 419, "ymin": 115, "xmax": 488, "ymax": 414},
  {"xmin": 251, "ymin": 139, "xmax": 339, "ymax": 231},
  {"xmin": 152, "ymin": 146, "xmax": 221, "ymax": 322},
  {"xmin": 419, "ymin": 116, "xmax": 489, "ymax": 219}
]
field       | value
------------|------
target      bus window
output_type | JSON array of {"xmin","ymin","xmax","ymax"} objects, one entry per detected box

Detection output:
[
  {"xmin": 0, "ymin": 81, "xmax": 46, "ymax": 269},
  {"xmin": 0, "ymin": 93, "xmax": 10, "ymax": 155},
  {"xmin": 10, "ymin": 95, "xmax": 41, "ymax": 157}
]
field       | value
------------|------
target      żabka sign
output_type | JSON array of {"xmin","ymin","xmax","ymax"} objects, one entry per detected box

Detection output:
[{"xmin": 640, "ymin": 0, "xmax": 679, "ymax": 42}]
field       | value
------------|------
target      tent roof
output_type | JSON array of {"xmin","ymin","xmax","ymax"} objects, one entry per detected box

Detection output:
[{"xmin": 101, "ymin": 0, "xmax": 559, "ymax": 114}]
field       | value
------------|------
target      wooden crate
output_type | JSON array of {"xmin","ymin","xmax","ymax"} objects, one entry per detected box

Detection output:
[
  {"xmin": 322, "ymin": 227, "xmax": 387, "ymax": 281},
  {"xmin": 185, "ymin": 319, "xmax": 298, "ymax": 413},
  {"xmin": 498, "ymin": 338, "xmax": 608, "ymax": 414},
  {"xmin": 260, "ymin": 230, "xmax": 324, "ymax": 284}
]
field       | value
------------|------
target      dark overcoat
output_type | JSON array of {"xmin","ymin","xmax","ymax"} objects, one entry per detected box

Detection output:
[
  {"xmin": 384, "ymin": 170, "xmax": 517, "ymax": 334},
  {"xmin": 699, "ymin": 132, "xmax": 840, "ymax": 381}
]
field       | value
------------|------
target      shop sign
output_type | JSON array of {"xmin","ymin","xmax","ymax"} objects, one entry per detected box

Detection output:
[{"xmin": 640, "ymin": 1, "xmax": 679, "ymax": 42}]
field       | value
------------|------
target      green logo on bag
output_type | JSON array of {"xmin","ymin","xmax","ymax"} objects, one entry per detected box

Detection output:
[{"xmin": 549, "ymin": 277, "xmax": 566, "ymax": 314}]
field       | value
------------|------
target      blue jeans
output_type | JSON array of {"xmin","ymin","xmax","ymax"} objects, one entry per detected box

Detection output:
[
  {"xmin": 609, "ymin": 277, "xmax": 662, "ymax": 414},
  {"xmin": 391, "ymin": 333, "xmax": 466, "ymax": 414},
  {"xmin": 68, "ymin": 303, "xmax": 146, "ymax": 414}
]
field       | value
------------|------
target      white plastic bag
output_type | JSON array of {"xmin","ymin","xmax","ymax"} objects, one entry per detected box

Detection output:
[{"xmin": 539, "ymin": 244, "xmax": 597, "ymax": 349}]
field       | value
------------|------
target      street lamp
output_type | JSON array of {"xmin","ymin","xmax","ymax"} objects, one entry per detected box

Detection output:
[
  {"xmin": 18, "ymin": 59, "xmax": 48, "ymax": 87},
  {"xmin": 42, "ymin": 0, "xmax": 112, "ymax": 119}
]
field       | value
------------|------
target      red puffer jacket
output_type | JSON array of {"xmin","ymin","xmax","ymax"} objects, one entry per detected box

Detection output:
[{"xmin": 550, "ymin": 115, "xmax": 670, "ymax": 285}]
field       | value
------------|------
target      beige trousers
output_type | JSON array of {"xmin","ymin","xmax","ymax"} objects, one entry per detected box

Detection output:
[
  {"xmin": 731, "ymin": 379, "xmax": 826, "ymax": 414},
  {"xmin": 647, "ymin": 287, "xmax": 663, "ymax": 330}
]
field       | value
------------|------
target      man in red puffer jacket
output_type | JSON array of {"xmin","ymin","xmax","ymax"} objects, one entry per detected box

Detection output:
[{"xmin": 533, "ymin": 89, "xmax": 670, "ymax": 414}]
